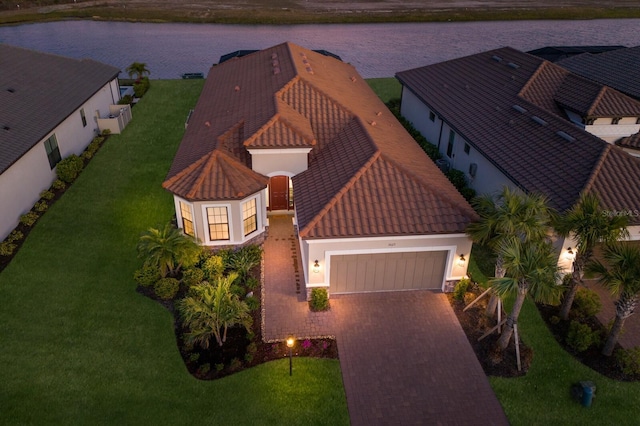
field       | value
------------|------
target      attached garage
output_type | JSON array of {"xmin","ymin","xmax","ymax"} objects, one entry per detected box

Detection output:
[{"xmin": 329, "ymin": 251, "xmax": 448, "ymax": 294}]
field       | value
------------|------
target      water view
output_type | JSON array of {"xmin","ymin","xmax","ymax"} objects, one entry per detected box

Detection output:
[{"xmin": 1, "ymin": 19, "xmax": 640, "ymax": 78}]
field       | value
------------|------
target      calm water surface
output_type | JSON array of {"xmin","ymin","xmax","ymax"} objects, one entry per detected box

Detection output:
[{"xmin": 1, "ymin": 20, "xmax": 640, "ymax": 78}]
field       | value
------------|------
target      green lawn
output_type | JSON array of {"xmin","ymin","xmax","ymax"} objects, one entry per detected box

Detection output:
[{"xmin": 0, "ymin": 80, "xmax": 348, "ymax": 425}]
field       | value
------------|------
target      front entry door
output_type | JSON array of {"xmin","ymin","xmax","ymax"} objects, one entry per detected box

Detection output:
[{"xmin": 269, "ymin": 176, "xmax": 289, "ymax": 211}]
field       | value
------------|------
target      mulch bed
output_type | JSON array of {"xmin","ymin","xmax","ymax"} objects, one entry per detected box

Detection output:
[
  {"xmin": 139, "ymin": 269, "xmax": 338, "ymax": 380},
  {"xmin": 448, "ymin": 283, "xmax": 639, "ymax": 382},
  {"xmin": 448, "ymin": 288, "xmax": 533, "ymax": 378}
]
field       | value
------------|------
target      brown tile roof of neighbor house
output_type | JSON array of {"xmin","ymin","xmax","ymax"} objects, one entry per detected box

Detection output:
[
  {"xmin": 396, "ymin": 47, "xmax": 640, "ymax": 225},
  {"xmin": 164, "ymin": 42, "xmax": 477, "ymax": 238},
  {"xmin": 558, "ymin": 46, "xmax": 640, "ymax": 101},
  {"xmin": 0, "ymin": 44, "xmax": 120, "ymax": 175},
  {"xmin": 617, "ymin": 132, "xmax": 640, "ymax": 151}
]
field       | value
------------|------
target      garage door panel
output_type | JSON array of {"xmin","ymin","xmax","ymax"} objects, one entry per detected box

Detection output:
[{"xmin": 330, "ymin": 250, "xmax": 447, "ymax": 294}]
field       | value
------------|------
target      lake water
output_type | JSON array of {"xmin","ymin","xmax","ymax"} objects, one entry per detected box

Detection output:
[{"xmin": 1, "ymin": 19, "xmax": 640, "ymax": 78}]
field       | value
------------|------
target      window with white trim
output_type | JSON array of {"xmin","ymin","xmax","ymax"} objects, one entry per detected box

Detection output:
[
  {"xmin": 242, "ymin": 198, "xmax": 258, "ymax": 236},
  {"xmin": 207, "ymin": 206, "xmax": 230, "ymax": 241},
  {"xmin": 44, "ymin": 134, "xmax": 61, "ymax": 169},
  {"xmin": 179, "ymin": 201, "xmax": 195, "ymax": 237}
]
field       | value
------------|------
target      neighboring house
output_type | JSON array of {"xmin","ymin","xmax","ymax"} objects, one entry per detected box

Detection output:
[
  {"xmin": 396, "ymin": 47, "xmax": 640, "ymax": 272},
  {"xmin": 0, "ymin": 44, "xmax": 123, "ymax": 242},
  {"xmin": 556, "ymin": 45, "xmax": 640, "ymax": 102},
  {"xmin": 163, "ymin": 42, "xmax": 477, "ymax": 296},
  {"xmin": 528, "ymin": 45, "xmax": 626, "ymax": 63}
]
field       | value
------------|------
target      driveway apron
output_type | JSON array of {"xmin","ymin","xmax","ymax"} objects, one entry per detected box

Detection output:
[{"xmin": 332, "ymin": 292, "xmax": 509, "ymax": 426}]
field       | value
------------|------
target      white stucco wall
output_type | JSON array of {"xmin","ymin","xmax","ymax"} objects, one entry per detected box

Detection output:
[
  {"xmin": 299, "ymin": 233, "xmax": 473, "ymax": 292},
  {"xmin": 175, "ymin": 191, "xmax": 267, "ymax": 246},
  {"xmin": 248, "ymin": 148, "xmax": 311, "ymax": 177},
  {"xmin": 0, "ymin": 79, "xmax": 119, "ymax": 241}
]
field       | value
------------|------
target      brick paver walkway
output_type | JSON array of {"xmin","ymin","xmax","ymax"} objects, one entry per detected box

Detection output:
[{"xmin": 263, "ymin": 214, "xmax": 509, "ymax": 425}]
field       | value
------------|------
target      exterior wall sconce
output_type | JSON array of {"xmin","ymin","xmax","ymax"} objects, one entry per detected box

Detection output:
[
  {"xmin": 458, "ymin": 254, "xmax": 466, "ymax": 267},
  {"xmin": 313, "ymin": 260, "xmax": 320, "ymax": 273},
  {"xmin": 565, "ymin": 247, "xmax": 575, "ymax": 261}
]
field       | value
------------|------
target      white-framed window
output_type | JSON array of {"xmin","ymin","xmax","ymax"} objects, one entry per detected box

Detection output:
[
  {"xmin": 206, "ymin": 206, "xmax": 230, "ymax": 241},
  {"xmin": 179, "ymin": 201, "xmax": 195, "ymax": 237},
  {"xmin": 242, "ymin": 198, "xmax": 258, "ymax": 236},
  {"xmin": 44, "ymin": 134, "xmax": 61, "ymax": 169}
]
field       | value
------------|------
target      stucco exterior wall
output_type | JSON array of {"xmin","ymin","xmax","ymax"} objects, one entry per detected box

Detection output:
[
  {"xmin": 0, "ymin": 79, "xmax": 119, "ymax": 241},
  {"xmin": 300, "ymin": 233, "xmax": 473, "ymax": 292},
  {"xmin": 248, "ymin": 148, "xmax": 311, "ymax": 177}
]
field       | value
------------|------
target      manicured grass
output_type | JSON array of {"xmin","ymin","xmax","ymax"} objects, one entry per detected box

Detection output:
[
  {"xmin": 0, "ymin": 80, "xmax": 348, "ymax": 424},
  {"xmin": 366, "ymin": 78, "xmax": 401, "ymax": 104}
]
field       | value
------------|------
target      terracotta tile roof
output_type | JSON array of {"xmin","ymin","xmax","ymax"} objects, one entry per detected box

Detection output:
[
  {"xmin": 617, "ymin": 132, "xmax": 640, "ymax": 151},
  {"xmin": 558, "ymin": 46, "xmax": 640, "ymax": 101},
  {"xmin": 0, "ymin": 44, "xmax": 120, "ymax": 174},
  {"xmin": 165, "ymin": 42, "xmax": 476, "ymax": 237},
  {"xmin": 396, "ymin": 47, "xmax": 640, "ymax": 225},
  {"xmin": 555, "ymin": 74, "xmax": 640, "ymax": 117}
]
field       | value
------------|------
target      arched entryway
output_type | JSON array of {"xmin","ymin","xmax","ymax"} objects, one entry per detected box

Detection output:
[{"xmin": 269, "ymin": 175, "xmax": 293, "ymax": 211}]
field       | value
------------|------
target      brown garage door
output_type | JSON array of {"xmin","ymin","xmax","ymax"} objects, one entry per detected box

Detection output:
[{"xmin": 329, "ymin": 251, "xmax": 447, "ymax": 294}]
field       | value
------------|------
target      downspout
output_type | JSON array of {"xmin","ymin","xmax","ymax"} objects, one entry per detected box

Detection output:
[{"xmin": 436, "ymin": 115, "xmax": 444, "ymax": 151}]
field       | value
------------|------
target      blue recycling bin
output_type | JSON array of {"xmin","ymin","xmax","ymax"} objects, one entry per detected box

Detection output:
[{"xmin": 580, "ymin": 381, "xmax": 596, "ymax": 407}]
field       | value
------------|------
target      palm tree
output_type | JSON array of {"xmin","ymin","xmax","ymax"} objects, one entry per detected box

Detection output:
[
  {"xmin": 137, "ymin": 223, "xmax": 201, "ymax": 277},
  {"xmin": 126, "ymin": 62, "xmax": 150, "ymax": 81},
  {"xmin": 587, "ymin": 243, "xmax": 640, "ymax": 356},
  {"xmin": 493, "ymin": 237, "xmax": 563, "ymax": 351},
  {"xmin": 467, "ymin": 186, "xmax": 555, "ymax": 316},
  {"xmin": 555, "ymin": 193, "xmax": 628, "ymax": 320},
  {"xmin": 178, "ymin": 273, "xmax": 252, "ymax": 348}
]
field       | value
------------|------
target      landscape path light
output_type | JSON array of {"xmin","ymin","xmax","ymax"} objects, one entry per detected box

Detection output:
[{"xmin": 286, "ymin": 336, "xmax": 295, "ymax": 376}]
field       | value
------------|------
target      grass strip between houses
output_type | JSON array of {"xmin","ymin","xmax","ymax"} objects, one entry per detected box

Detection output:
[{"xmin": 0, "ymin": 80, "xmax": 348, "ymax": 425}]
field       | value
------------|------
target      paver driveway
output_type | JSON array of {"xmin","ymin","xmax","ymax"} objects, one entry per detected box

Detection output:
[{"xmin": 263, "ymin": 215, "xmax": 509, "ymax": 425}]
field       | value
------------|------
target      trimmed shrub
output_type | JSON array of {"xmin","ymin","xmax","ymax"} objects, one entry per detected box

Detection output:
[
  {"xmin": 453, "ymin": 277, "xmax": 470, "ymax": 301},
  {"xmin": 7, "ymin": 230, "xmax": 24, "ymax": 243},
  {"xmin": 615, "ymin": 347, "xmax": 640, "ymax": 376},
  {"xmin": 118, "ymin": 95, "xmax": 133, "ymax": 105},
  {"xmin": 572, "ymin": 287, "xmax": 602, "ymax": 319},
  {"xmin": 202, "ymin": 255, "xmax": 224, "ymax": 282},
  {"xmin": 309, "ymin": 287, "xmax": 330, "ymax": 311},
  {"xmin": 133, "ymin": 263, "xmax": 161, "ymax": 287},
  {"xmin": 56, "ymin": 154, "xmax": 84, "ymax": 183},
  {"xmin": 51, "ymin": 179, "xmax": 66, "ymax": 190},
  {"xmin": 245, "ymin": 295, "xmax": 260, "ymax": 312},
  {"xmin": 34, "ymin": 200, "xmax": 48, "ymax": 212},
  {"xmin": 215, "ymin": 363, "xmax": 224, "ymax": 372},
  {"xmin": 101, "ymin": 128, "xmax": 111, "ymax": 136},
  {"xmin": 0, "ymin": 242, "xmax": 16, "ymax": 256},
  {"xmin": 40, "ymin": 189, "xmax": 55, "ymax": 200},
  {"xmin": 197, "ymin": 363, "xmax": 211, "ymax": 376},
  {"xmin": 445, "ymin": 169, "xmax": 468, "ymax": 192},
  {"xmin": 154, "ymin": 277, "xmax": 180, "ymax": 300},
  {"xmin": 566, "ymin": 320, "xmax": 598, "ymax": 352},
  {"xmin": 20, "ymin": 212, "xmax": 39, "ymax": 227},
  {"xmin": 246, "ymin": 276, "xmax": 260, "ymax": 291},
  {"xmin": 182, "ymin": 267, "xmax": 205, "ymax": 287}
]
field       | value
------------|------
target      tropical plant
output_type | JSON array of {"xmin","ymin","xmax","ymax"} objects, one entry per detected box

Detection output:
[
  {"xmin": 178, "ymin": 273, "xmax": 252, "ymax": 348},
  {"xmin": 554, "ymin": 193, "xmax": 628, "ymax": 320},
  {"xmin": 587, "ymin": 243, "xmax": 640, "ymax": 356},
  {"xmin": 136, "ymin": 223, "xmax": 201, "ymax": 277},
  {"xmin": 228, "ymin": 245, "xmax": 262, "ymax": 284},
  {"xmin": 126, "ymin": 62, "xmax": 150, "ymax": 80},
  {"xmin": 492, "ymin": 237, "xmax": 563, "ymax": 351},
  {"xmin": 466, "ymin": 186, "xmax": 556, "ymax": 317}
]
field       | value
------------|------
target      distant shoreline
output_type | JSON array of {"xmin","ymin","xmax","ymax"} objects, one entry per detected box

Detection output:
[{"xmin": 2, "ymin": 2, "xmax": 640, "ymax": 26}]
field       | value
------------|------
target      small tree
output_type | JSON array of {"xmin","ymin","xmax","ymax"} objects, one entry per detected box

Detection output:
[
  {"xmin": 493, "ymin": 237, "xmax": 563, "ymax": 351},
  {"xmin": 137, "ymin": 223, "xmax": 201, "ymax": 277},
  {"xmin": 178, "ymin": 273, "xmax": 252, "ymax": 348},
  {"xmin": 126, "ymin": 62, "xmax": 150, "ymax": 81},
  {"xmin": 555, "ymin": 193, "xmax": 628, "ymax": 320},
  {"xmin": 587, "ymin": 243, "xmax": 640, "ymax": 356},
  {"xmin": 228, "ymin": 245, "xmax": 262, "ymax": 285}
]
